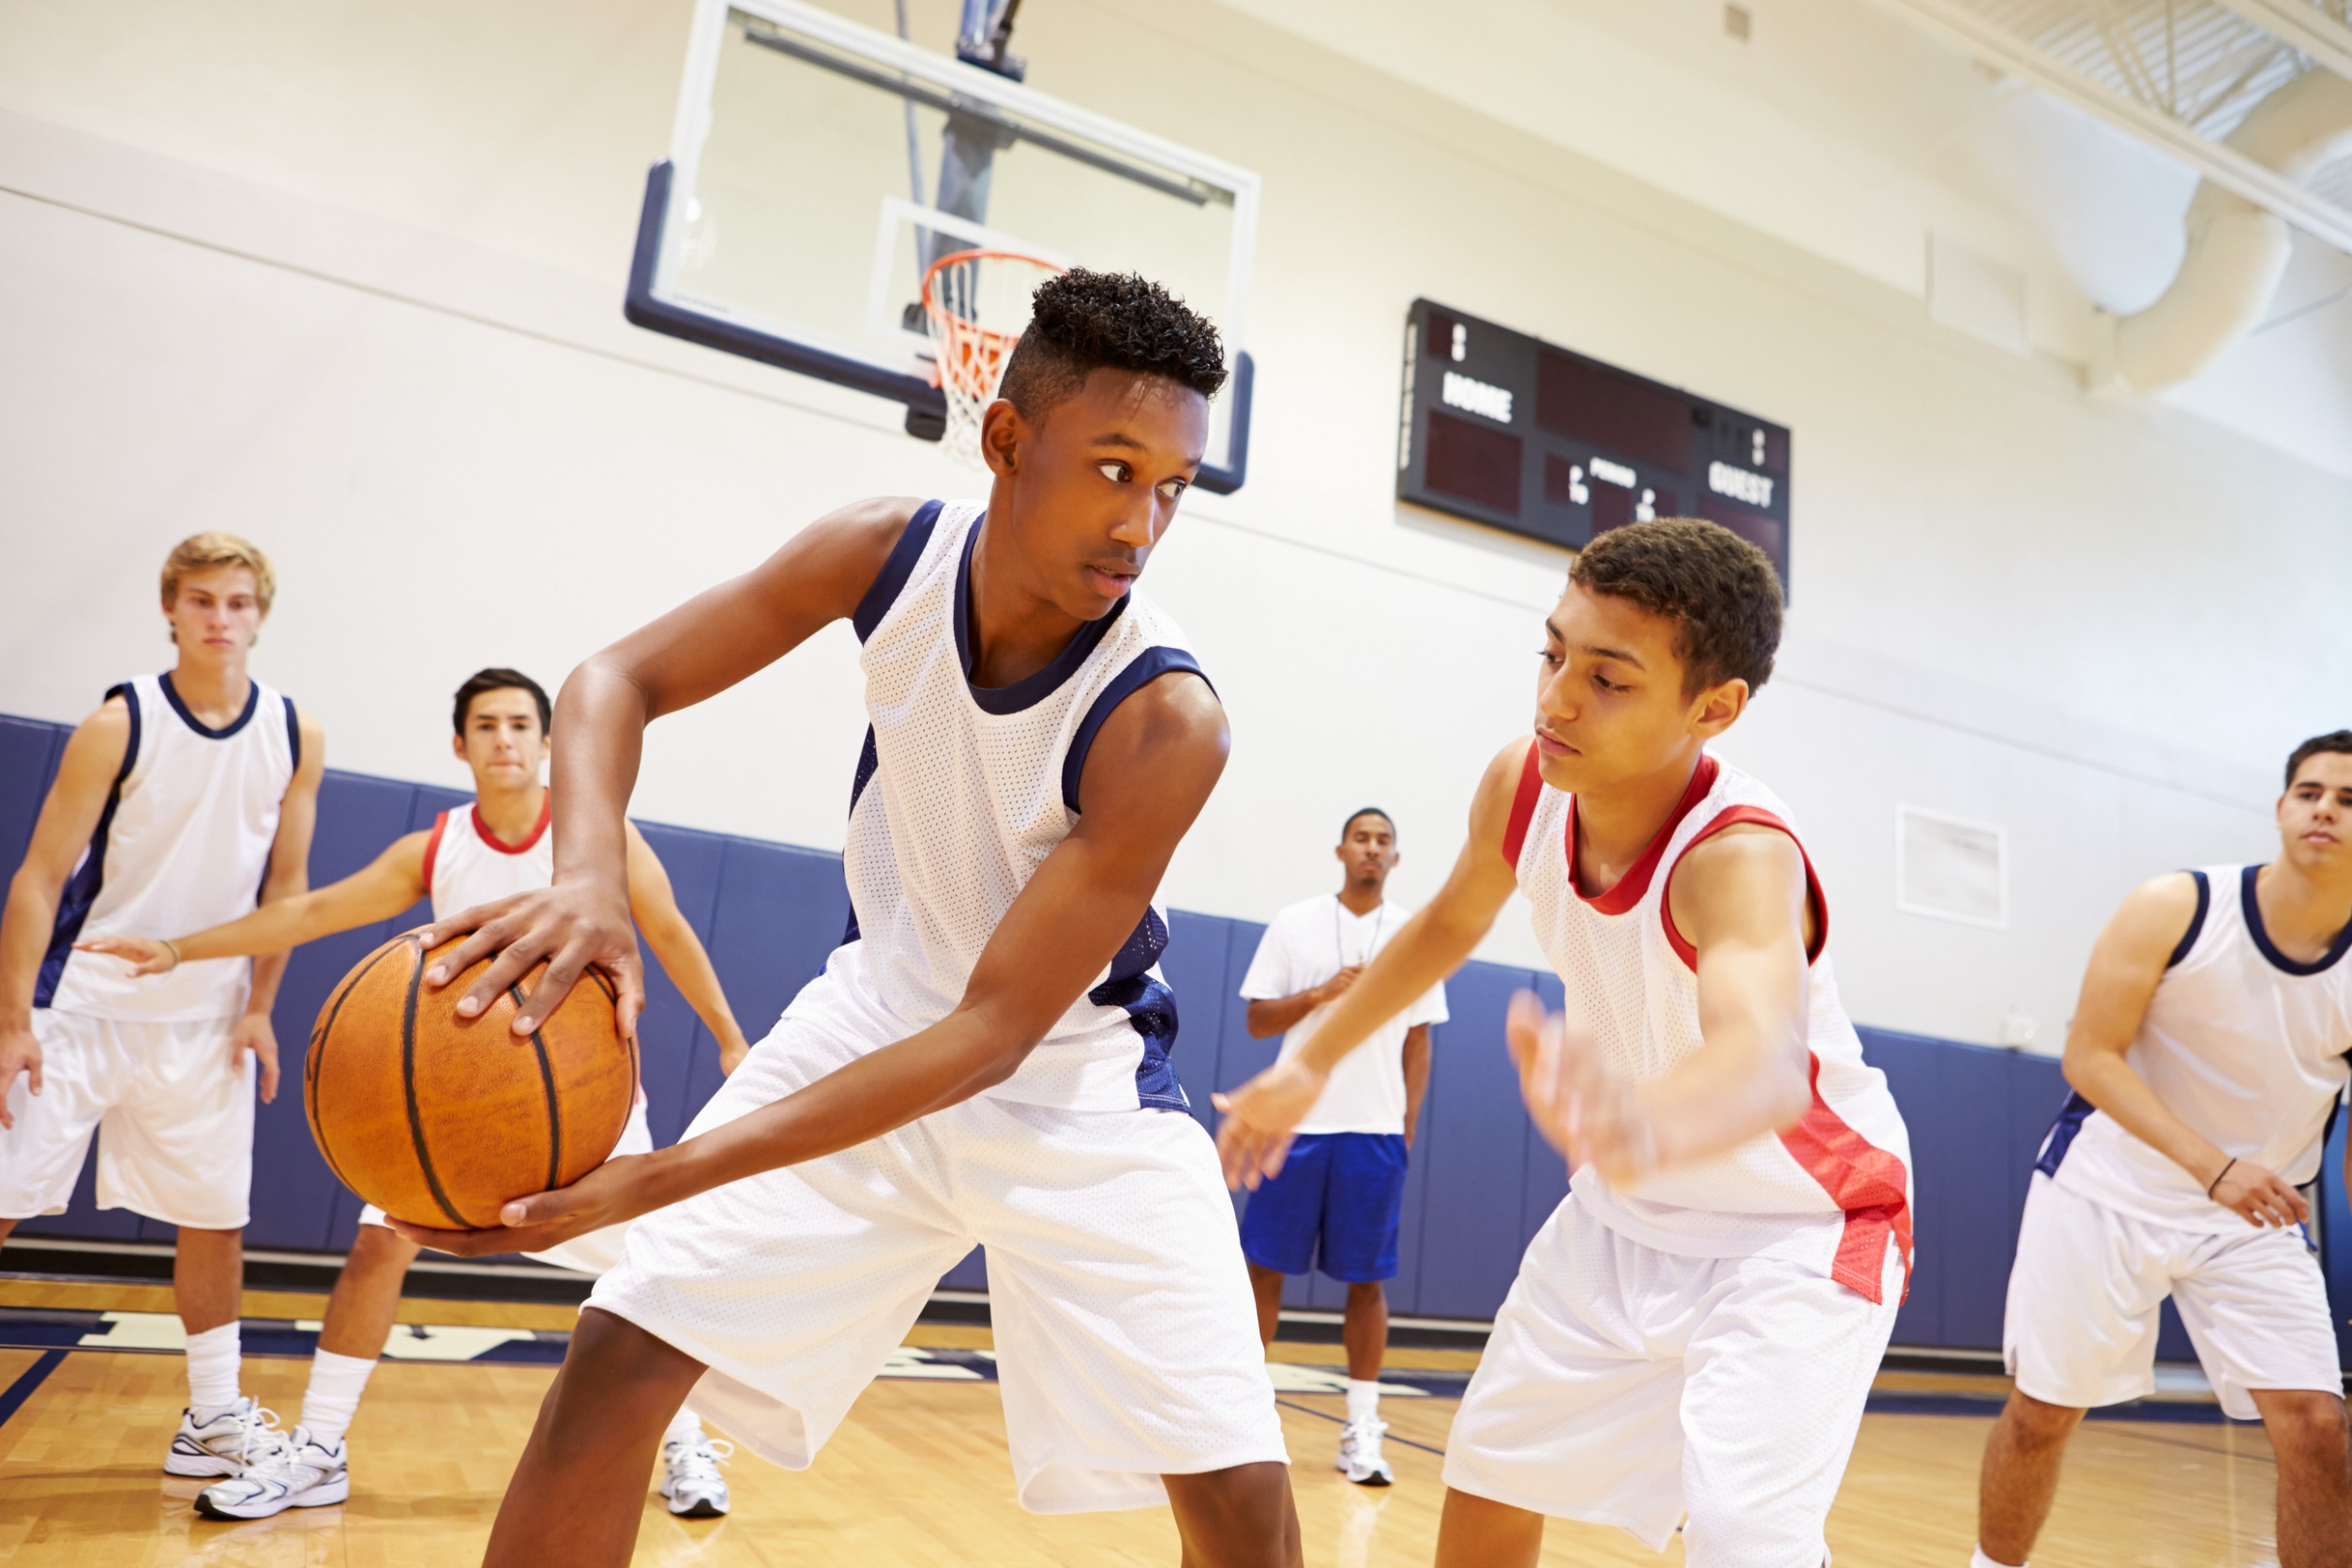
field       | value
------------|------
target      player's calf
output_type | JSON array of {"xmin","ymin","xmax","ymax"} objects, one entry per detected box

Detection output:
[
  {"xmin": 1974, "ymin": 1390, "xmax": 2086, "ymax": 1567},
  {"xmin": 2255, "ymin": 1390, "xmax": 2352, "ymax": 1568}
]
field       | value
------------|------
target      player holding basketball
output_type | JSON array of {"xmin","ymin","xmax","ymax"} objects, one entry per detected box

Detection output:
[
  {"xmin": 80, "ymin": 667, "xmax": 753, "ymax": 1522},
  {"xmin": 1217, "ymin": 518, "xmax": 1912, "ymax": 1568},
  {"xmin": 0, "ymin": 534, "xmax": 325, "ymax": 1481},
  {"xmin": 1237, "ymin": 807, "xmax": 1447, "ymax": 1486},
  {"xmin": 1970, "ymin": 732, "xmax": 2352, "ymax": 1568},
  {"xmin": 389, "ymin": 271, "xmax": 1297, "ymax": 1567}
]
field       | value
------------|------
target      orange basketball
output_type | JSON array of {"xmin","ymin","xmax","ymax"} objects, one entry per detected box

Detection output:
[{"xmin": 303, "ymin": 932, "xmax": 636, "ymax": 1229}]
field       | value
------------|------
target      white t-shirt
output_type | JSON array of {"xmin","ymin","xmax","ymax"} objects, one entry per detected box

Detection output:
[{"xmin": 1238, "ymin": 894, "xmax": 1449, "ymax": 1136}]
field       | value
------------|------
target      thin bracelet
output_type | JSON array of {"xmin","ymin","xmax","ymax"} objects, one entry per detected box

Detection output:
[
  {"xmin": 2206, "ymin": 1157, "xmax": 2237, "ymax": 1198},
  {"xmin": 159, "ymin": 938, "xmax": 181, "ymax": 972}
]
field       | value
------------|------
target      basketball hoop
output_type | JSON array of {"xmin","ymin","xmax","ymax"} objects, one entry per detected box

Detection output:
[{"xmin": 920, "ymin": 248, "xmax": 1065, "ymax": 468}]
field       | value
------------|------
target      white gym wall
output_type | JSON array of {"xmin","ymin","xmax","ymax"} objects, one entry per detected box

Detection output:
[{"xmin": 2, "ymin": 0, "xmax": 2346, "ymax": 1049}]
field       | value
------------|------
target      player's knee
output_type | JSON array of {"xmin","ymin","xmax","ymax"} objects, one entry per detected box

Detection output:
[
  {"xmin": 2261, "ymin": 1393, "xmax": 2350, "ymax": 1464},
  {"xmin": 1168, "ymin": 1461, "xmax": 1296, "ymax": 1563},
  {"xmin": 2000, "ymin": 1390, "xmax": 2084, "ymax": 1445}
]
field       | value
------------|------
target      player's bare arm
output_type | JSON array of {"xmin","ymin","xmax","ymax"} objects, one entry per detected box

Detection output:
[
  {"xmin": 0, "ymin": 696, "xmax": 131, "ymax": 1129},
  {"xmin": 392, "ymin": 671, "xmax": 1228, "ymax": 1255},
  {"xmin": 2062, "ymin": 872, "xmax": 2309, "ymax": 1229},
  {"xmin": 620, "ymin": 821, "xmax": 752, "ymax": 1074},
  {"xmin": 230, "ymin": 710, "xmax": 327, "ymax": 1104},
  {"xmin": 412, "ymin": 495, "xmax": 924, "ymax": 1039},
  {"xmin": 78, "ymin": 828, "xmax": 428, "ymax": 975},
  {"xmin": 1215, "ymin": 736, "xmax": 1525, "ymax": 1187}
]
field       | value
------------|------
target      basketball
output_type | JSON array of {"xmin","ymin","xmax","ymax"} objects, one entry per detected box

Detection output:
[{"xmin": 302, "ymin": 931, "xmax": 637, "ymax": 1230}]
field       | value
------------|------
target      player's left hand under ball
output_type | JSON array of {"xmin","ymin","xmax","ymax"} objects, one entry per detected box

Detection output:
[
  {"xmin": 417, "ymin": 881, "xmax": 645, "ymax": 1048},
  {"xmin": 229, "ymin": 1011, "xmax": 279, "ymax": 1103},
  {"xmin": 384, "ymin": 1154, "xmax": 653, "ymax": 1257}
]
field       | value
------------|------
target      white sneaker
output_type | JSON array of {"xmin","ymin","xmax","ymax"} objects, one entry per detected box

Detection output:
[
  {"xmin": 659, "ymin": 1429, "xmax": 734, "ymax": 1517},
  {"xmin": 166, "ymin": 1398, "xmax": 279, "ymax": 1479},
  {"xmin": 194, "ymin": 1426, "xmax": 350, "ymax": 1519},
  {"xmin": 1335, "ymin": 1416, "xmax": 1394, "ymax": 1486}
]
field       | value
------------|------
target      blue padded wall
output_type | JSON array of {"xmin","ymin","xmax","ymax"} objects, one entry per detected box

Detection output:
[{"xmin": 3, "ymin": 710, "xmax": 2344, "ymax": 1364}]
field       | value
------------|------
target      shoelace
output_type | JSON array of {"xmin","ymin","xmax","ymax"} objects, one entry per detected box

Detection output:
[
  {"xmin": 230, "ymin": 1405, "xmax": 288, "ymax": 1467},
  {"xmin": 668, "ymin": 1435, "xmax": 734, "ymax": 1485}
]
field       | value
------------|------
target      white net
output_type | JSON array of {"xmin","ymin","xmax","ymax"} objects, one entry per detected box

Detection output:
[{"xmin": 921, "ymin": 249, "xmax": 1065, "ymax": 468}]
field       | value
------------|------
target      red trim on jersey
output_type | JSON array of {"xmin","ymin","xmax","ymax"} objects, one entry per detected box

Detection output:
[
  {"xmin": 472, "ymin": 793, "xmax": 551, "ymax": 855},
  {"xmin": 1660, "ymin": 806, "xmax": 1830, "ymax": 969},
  {"xmin": 1565, "ymin": 753, "xmax": 1720, "ymax": 914},
  {"xmin": 1782, "ymin": 1054, "xmax": 1913, "ymax": 1304},
  {"xmin": 1500, "ymin": 741, "xmax": 1545, "ymax": 868},
  {"xmin": 419, "ymin": 810, "xmax": 450, "ymax": 893}
]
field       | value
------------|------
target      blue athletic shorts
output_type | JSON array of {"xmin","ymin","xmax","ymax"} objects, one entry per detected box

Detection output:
[{"xmin": 1237, "ymin": 1131, "xmax": 1409, "ymax": 1284}]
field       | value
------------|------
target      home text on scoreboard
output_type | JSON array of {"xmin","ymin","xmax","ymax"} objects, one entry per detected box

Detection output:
[{"xmin": 1395, "ymin": 299, "xmax": 1791, "ymax": 590}]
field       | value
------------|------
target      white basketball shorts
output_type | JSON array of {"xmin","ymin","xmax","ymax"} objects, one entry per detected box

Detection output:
[
  {"xmin": 2005, "ymin": 1171, "xmax": 2343, "ymax": 1421},
  {"xmin": 0, "ymin": 1009, "xmax": 253, "ymax": 1229},
  {"xmin": 362, "ymin": 1096, "xmax": 656, "ymax": 1276},
  {"xmin": 1445, "ymin": 1194, "xmax": 1900, "ymax": 1566},
  {"xmin": 588, "ymin": 1011, "xmax": 1287, "ymax": 1515}
]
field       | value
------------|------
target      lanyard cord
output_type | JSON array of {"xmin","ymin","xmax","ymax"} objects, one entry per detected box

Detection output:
[{"xmin": 1335, "ymin": 897, "xmax": 1385, "ymax": 971}]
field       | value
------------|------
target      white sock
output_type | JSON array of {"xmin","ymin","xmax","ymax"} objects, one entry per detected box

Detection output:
[
  {"xmin": 298, "ymin": 1349, "xmax": 378, "ymax": 1449},
  {"xmin": 664, "ymin": 1404, "xmax": 704, "ymax": 1446},
  {"xmin": 1972, "ymin": 1547, "xmax": 2026, "ymax": 1568},
  {"xmin": 184, "ymin": 1321, "xmax": 242, "ymax": 1424},
  {"xmin": 1345, "ymin": 1379, "xmax": 1380, "ymax": 1425}
]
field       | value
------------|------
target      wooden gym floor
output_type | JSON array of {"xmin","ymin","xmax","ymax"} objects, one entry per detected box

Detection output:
[{"xmin": 0, "ymin": 1278, "xmax": 2292, "ymax": 1567}]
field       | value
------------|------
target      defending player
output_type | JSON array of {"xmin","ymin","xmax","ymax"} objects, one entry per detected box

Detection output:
[
  {"xmin": 1236, "ymin": 807, "xmax": 1447, "ymax": 1485},
  {"xmin": 1971, "ymin": 733, "xmax": 2352, "ymax": 1568},
  {"xmin": 0, "ymin": 534, "xmax": 325, "ymax": 1481},
  {"xmin": 80, "ymin": 667, "xmax": 753, "ymax": 1521},
  {"xmin": 1217, "ymin": 519, "xmax": 1912, "ymax": 1568},
  {"xmin": 384, "ymin": 271, "xmax": 1297, "ymax": 1568}
]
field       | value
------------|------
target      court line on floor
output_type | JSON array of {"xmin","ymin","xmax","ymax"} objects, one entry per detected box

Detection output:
[
  {"xmin": 0, "ymin": 1349, "xmax": 67, "ymax": 1431},
  {"xmin": 1275, "ymin": 1398, "xmax": 1448, "ymax": 1458}
]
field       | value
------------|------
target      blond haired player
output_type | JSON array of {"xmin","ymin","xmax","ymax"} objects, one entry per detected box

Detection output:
[
  {"xmin": 1218, "ymin": 519, "xmax": 1911, "ymax": 1568},
  {"xmin": 0, "ymin": 534, "xmax": 325, "ymax": 1480},
  {"xmin": 1971, "ymin": 732, "xmax": 2352, "ymax": 1568},
  {"xmin": 83, "ymin": 667, "xmax": 752, "ymax": 1521}
]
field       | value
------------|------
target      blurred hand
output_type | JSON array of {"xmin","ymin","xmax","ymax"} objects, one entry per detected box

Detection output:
[
  {"xmin": 0, "ymin": 1021, "xmax": 41, "ymax": 1130},
  {"xmin": 385, "ymin": 1153, "xmax": 654, "ymax": 1258},
  {"xmin": 1313, "ymin": 966, "xmax": 1363, "ymax": 1007},
  {"xmin": 2209, "ymin": 1159, "xmax": 2309, "ymax": 1229},
  {"xmin": 230, "ymin": 1012, "xmax": 279, "ymax": 1104},
  {"xmin": 1505, "ymin": 990, "xmax": 1659, "ymax": 1186},
  {"xmin": 72, "ymin": 934, "xmax": 176, "ymax": 976},
  {"xmin": 415, "ymin": 881, "xmax": 643, "ymax": 1047},
  {"xmin": 1213, "ymin": 1056, "xmax": 1328, "ymax": 1191}
]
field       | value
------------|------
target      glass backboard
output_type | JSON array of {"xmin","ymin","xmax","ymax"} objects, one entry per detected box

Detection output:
[{"xmin": 626, "ymin": 0, "xmax": 1261, "ymax": 490}]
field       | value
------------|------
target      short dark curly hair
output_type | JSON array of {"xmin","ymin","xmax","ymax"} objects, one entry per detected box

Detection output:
[
  {"xmin": 998, "ymin": 268, "xmax": 1228, "ymax": 423},
  {"xmin": 1569, "ymin": 519, "xmax": 1783, "ymax": 697},
  {"xmin": 453, "ymin": 667, "xmax": 550, "ymax": 735},
  {"xmin": 2284, "ymin": 730, "xmax": 2352, "ymax": 789}
]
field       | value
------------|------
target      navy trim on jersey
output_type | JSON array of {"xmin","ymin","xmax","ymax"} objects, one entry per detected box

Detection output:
[
  {"xmin": 1058, "ymin": 648, "xmax": 1211, "ymax": 813},
  {"xmin": 2166, "ymin": 868, "xmax": 2209, "ymax": 969},
  {"xmin": 34, "ymin": 684, "xmax": 142, "ymax": 1009},
  {"xmin": 158, "ymin": 671, "xmax": 260, "ymax": 739},
  {"xmin": 852, "ymin": 500, "xmax": 943, "ymax": 642},
  {"xmin": 283, "ymin": 696, "xmax": 301, "ymax": 772},
  {"xmin": 952, "ymin": 515, "xmax": 1128, "ymax": 716},
  {"xmin": 2240, "ymin": 863, "xmax": 2352, "ymax": 977},
  {"xmin": 1089, "ymin": 972, "xmax": 1187, "ymax": 1111},
  {"xmin": 839, "ymin": 726, "xmax": 882, "ymax": 946},
  {"xmin": 2033, "ymin": 1091, "xmax": 2097, "ymax": 1177}
]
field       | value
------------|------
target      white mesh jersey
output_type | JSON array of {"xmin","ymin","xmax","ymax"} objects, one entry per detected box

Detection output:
[
  {"xmin": 1503, "ymin": 745, "xmax": 1913, "ymax": 1303},
  {"xmin": 38, "ymin": 672, "xmax": 300, "ymax": 1023},
  {"xmin": 804, "ymin": 499, "xmax": 1208, "ymax": 1113},
  {"xmin": 2039, "ymin": 864, "xmax": 2352, "ymax": 1233},
  {"xmin": 421, "ymin": 795, "xmax": 553, "ymax": 920}
]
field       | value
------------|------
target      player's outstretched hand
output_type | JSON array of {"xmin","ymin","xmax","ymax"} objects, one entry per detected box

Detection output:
[
  {"xmin": 72, "ymin": 934, "xmax": 176, "ymax": 975},
  {"xmin": 2209, "ymin": 1159, "xmax": 2310, "ymax": 1229},
  {"xmin": 384, "ymin": 1154, "xmax": 653, "ymax": 1258},
  {"xmin": 416, "ymin": 882, "xmax": 644, "ymax": 1048},
  {"xmin": 0, "ymin": 1022, "xmax": 41, "ymax": 1130},
  {"xmin": 1505, "ymin": 990, "xmax": 1659, "ymax": 1186},
  {"xmin": 1214, "ymin": 1058, "xmax": 1327, "ymax": 1191}
]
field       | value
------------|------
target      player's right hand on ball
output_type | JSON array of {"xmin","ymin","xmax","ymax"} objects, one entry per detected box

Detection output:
[
  {"xmin": 71, "ymin": 934, "xmax": 175, "ymax": 975},
  {"xmin": 417, "ymin": 881, "xmax": 645, "ymax": 1048},
  {"xmin": 0, "ymin": 1021, "xmax": 41, "ymax": 1129},
  {"xmin": 2209, "ymin": 1159, "xmax": 2310, "ymax": 1229},
  {"xmin": 385, "ymin": 1154, "xmax": 654, "ymax": 1257}
]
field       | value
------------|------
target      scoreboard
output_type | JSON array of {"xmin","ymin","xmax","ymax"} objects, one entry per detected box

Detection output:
[{"xmin": 1395, "ymin": 299, "xmax": 1791, "ymax": 588}]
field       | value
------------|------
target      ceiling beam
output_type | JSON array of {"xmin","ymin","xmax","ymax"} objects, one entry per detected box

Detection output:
[
  {"xmin": 2212, "ymin": 0, "xmax": 2352, "ymax": 83},
  {"xmin": 1851, "ymin": 0, "xmax": 2352, "ymax": 253}
]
